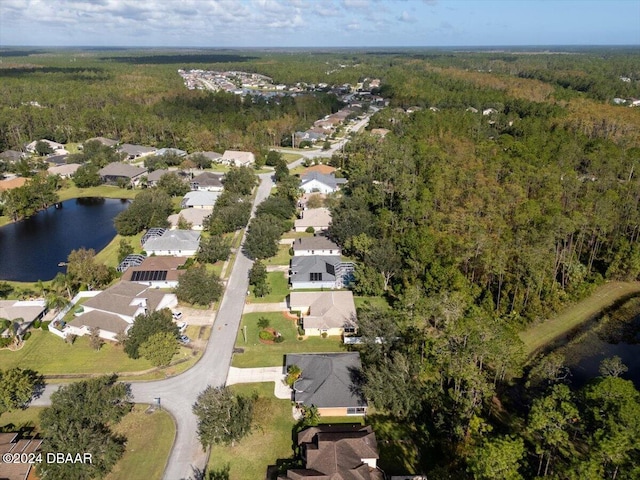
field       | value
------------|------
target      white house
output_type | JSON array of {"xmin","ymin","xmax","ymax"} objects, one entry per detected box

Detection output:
[
  {"xmin": 300, "ymin": 172, "xmax": 346, "ymax": 194},
  {"xmin": 66, "ymin": 282, "xmax": 177, "ymax": 341},
  {"xmin": 168, "ymin": 208, "xmax": 213, "ymax": 230},
  {"xmin": 221, "ymin": 150, "xmax": 255, "ymax": 167},
  {"xmin": 292, "ymin": 236, "xmax": 341, "ymax": 256},
  {"xmin": 181, "ymin": 191, "xmax": 220, "ymax": 209},
  {"xmin": 142, "ymin": 230, "xmax": 201, "ymax": 257},
  {"xmin": 25, "ymin": 139, "xmax": 67, "ymax": 155},
  {"xmin": 289, "ymin": 291, "xmax": 357, "ymax": 337}
]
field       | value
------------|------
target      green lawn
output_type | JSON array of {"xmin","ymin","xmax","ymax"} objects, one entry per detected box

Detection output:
[
  {"xmin": 520, "ymin": 281, "xmax": 640, "ymax": 356},
  {"xmin": 0, "ymin": 329, "xmax": 193, "ymax": 376},
  {"xmin": 232, "ymin": 312, "xmax": 345, "ymax": 367},
  {"xmin": 94, "ymin": 232, "xmax": 144, "ymax": 268},
  {"xmin": 249, "ymin": 272, "xmax": 290, "ymax": 303},
  {"xmin": 106, "ymin": 404, "xmax": 175, "ymax": 480},
  {"xmin": 57, "ymin": 184, "xmax": 139, "ymax": 202},
  {"xmin": 207, "ymin": 383, "xmax": 296, "ymax": 480},
  {"xmin": 264, "ymin": 244, "xmax": 292, "ymax": 266},
  {"xmin": 354, "ymin": 296, "xmax": 390, "ymax": 311},
  {"xmin": 0, "ymin": 407, "xmax": 45, "ymax": 433}
]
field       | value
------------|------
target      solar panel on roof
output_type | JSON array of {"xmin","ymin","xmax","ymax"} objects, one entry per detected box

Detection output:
[{"xmin": 131, "ymin": 270, "xmax": 168, "ymax": 282}]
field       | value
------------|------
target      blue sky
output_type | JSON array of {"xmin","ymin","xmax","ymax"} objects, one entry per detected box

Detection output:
[{"xmin": 1, "ymin": 0, "xmax": 638, "ymax": 47}]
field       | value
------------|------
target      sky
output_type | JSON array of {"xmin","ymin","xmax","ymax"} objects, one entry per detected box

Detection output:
[{"xmin": 0, "ymin": 0, "xmax": 638, "ymax": 48}]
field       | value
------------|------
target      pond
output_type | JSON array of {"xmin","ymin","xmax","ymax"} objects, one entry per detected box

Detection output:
[
  {"xmin": 0, "ymin": 197, "xmax": 129, "ymax": 282},
  {"xmin": 561, "ymin": 297, "xmax": 640, "ymax": 389}
]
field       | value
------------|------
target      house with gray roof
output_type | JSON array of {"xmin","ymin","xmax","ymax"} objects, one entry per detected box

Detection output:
[
  {"xmin": 300, "ymin": 171, "xmax": 346, "ymax": 194},
  {"xmin": 190, "ymin": 171, "xmax": 224, "ymax": 192},
  {"xmin": 98, "ymin": 162, "xmax": 147, "ymax": 186},
  {"xmin": 181, "ymin": 190, "xmax": 220, "ymax": 209},
  {"xmin": 84, "ymin": 137, "xmax": 118, "ymax": 147},
  {"xmin": 290, "ymin": 255, "xmax": 354, "ymax": 290},
  {"xmin": 289, "ymin": 291, "xmax": 357, "ymax": 336},
  {"xmin": 47, "ymin": 163, "xmax": 81, "ymax": 178},
  {"xmin": 0, "ymin": 150, "xmax": 26, "ymax": 162},
  {"xmin": 189, "ymin": 151, "xmax": 223, "ymax": 163},
  {"xmin": 146, "ymin": 168, "xmax": 171, "ymax": 186},
  {"xmin": 66, "ymin": 281, "xmax": 177, "ymax": 341},
  {"xmin": 117, "ymin": 143, "xmax": 156, "ymax": 160},
  {"xmin": 155, "ymin": 147, "xmax": 187, "ymax": 157},
  {"xmin": 279, "ymin": 425, "xmax": 382, "ymax": 480},
  {"xmin": 292, "ymin": 235, "xmax": 340, "ymax": 256},
  {"xmin": 285, "ymin": 353, "xmax": 368, "ymax": 416},
  {"xmin": 142, "ymin": 229, "xmax": 201, "ymax": 257}
]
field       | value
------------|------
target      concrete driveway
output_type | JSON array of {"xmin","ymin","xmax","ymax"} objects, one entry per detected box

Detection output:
[{"xmin": 226, "ymin": 366, "xmax": 291, "ymax": 400}]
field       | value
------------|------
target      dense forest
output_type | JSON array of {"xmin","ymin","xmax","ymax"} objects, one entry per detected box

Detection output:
[{"xmin": 1, "ymin": 47, "xmax": 639, "ymax": 478}]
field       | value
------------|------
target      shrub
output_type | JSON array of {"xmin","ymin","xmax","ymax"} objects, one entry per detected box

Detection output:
[
  {"xmin": 274, "ymin": 335, "xmax": 284, "ymax": 343},
  {"xmin": 2, "ymin": 319, "xmax": 11, "ymax": 330},
  {"xmin": 23, "ymin": 331, "xmax": 32, "ymax": 341},
  {"xmin": 66, "ymin": 334, "xmax": 77, "ymax": 345},
  {"xmin": 33, "ymin": 319, "xmax": 42, "ymax": 329},
  {"xmin": 297, "ymin": 336, "xmax": 303, "ymax": 341},
  {"xmin": 297, "ymin": 326, "xmax": 305, "ymax": 336},
  {"xmin": 41, "ymin": 321, "xmax": 50, "ymax": 331},
  {"xmin": 259, "ymin": 330, "xmax": 274, "ymax": 341},
  {"xmin": 305, "ymin": 226, "xmax": 315, "ymax": 234},
  {"xmin": 257, "ymin": 317, "xmax": 270, "ymax": 329},
  {"xmin": 0, "ymin": 337, "xmax": 12, "ymax": 348},
  {"xmin": 321, "ymin": 332, "xmax": 328, "ymax": 338}
]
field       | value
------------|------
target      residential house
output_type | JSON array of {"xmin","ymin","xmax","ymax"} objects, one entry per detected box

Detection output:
[
  {"xmin": 0, "ymin": 300, "xmax": 47, "ymax": 337},
  {"xmin": 142, "ymin": 229, "xmax": 201, "ymax": 257},
  {"xmin": 303, "ymin": 164, "xmax": 336, "ymax": 175},
  {"xmin": 190, "ymin": 151, "xmax": 223, "ymax": 163},
  {"xmin": 0, "ymin": 432, "xmax": 43, "ymax": 480},
  {"xmin": 0, "ymin": 177, "xmax": 27, "ymax": 192},
  {"xmin": 0, "ymin": 150, "xmax": 25, "ymax": 162},
  {"xmin": 292, "ymin": 236, "xmax": 340, "ymax": 256},
  {"xmin": 46, "ymin": 154, "xmax": 69, "ymax": 165},
  {"xmin": 289, "ymin": 255, "xmax": 354, "ymax": 290},
  {"xmin": 294, "ymin": 130, "xmax": 326, "ymax": 144},
  {"xmin": 300, "ymin": 171, "xmax": 346, "ymax": 194},
  {"xmin": 155, "ymin": 147, "xmax": 187, "ymax": 157},
  {"xmin": 289, "ymin": 291, "xmax": 357, "ymax": 336},
  {"xmin": 181, "ymin": 190, "xmax": 220, "ymax": 209},
  {"xmin": 116, "ymin": 254, "xmax": 146, "ymax": 273},
  {"xmin": 294, "ymin": 207, "xmax": 332, "ymax": 233},
  {"xmin": 117, "ymin": 143, "xmax": 156, "ymax": 160},
  {"xmin": 168, "ymin": 208, "xmax": 212, "ymax": 230},
  {"xmin": 121, "ymin": 256, "xmax": 186, "ymax": 288},
  {"xmin": 190, "ymin": 171, "xmax": 224, "ymax": 192},
  {"xmin": 278, "ymin": 425, "xmax": 382, "ymax": 480},
  {"xmin": 66, "ymin": 282, "xmax": 177, "ymax": 341},
  {"xmin": 84, "ymin": 137, "xmax": 118, "ymax": 147},
  {"xmin": 145, "ymin": 168, "xmax": 171, "ymax": 186},
  {"xmin": 98, "ymin": 162, "xmax": 147, "ymax": 186},
  {"xmin": 25, "ymin": 139, "xmax": 67, "ymax": 155},
  {"xmin": 221, "ymin": 150, "xmax": 255, "ymax": 167},
  {"xmin": 47, "ymin": 163, "xmax": 81, "ymax": 179},
  {"xmin": 284, "ymin": 353, "xmax": 368, "ymax": 416}
]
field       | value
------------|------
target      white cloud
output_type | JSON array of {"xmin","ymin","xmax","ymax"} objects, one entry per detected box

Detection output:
[{"xmin": 397, "ymin": 10, "xmax": 416, "ymax": 23}]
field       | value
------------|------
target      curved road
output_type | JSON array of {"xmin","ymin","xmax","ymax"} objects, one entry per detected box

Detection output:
[{"xmin": 31, "ymin": 111, "xmax": 373, "ymax": 479}]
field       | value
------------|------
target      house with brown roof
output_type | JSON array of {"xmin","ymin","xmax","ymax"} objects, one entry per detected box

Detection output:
[
  {"xmin": 168, "ymin": 208, "xmax": 213, "ymax": 231},
  {"xmin": 47, "ymin": 163, "xmax": 81, "ymax": 179},
  {"xmin": 278, "ymin": 425, "xmax": 383, "ymax": 480},
  {"xmin": 221, "ymin": 150, "xmax": 255, "ymax": 167},
  {"xmin": 0, "ymin": 177, "xmax": 27, "ymax": 192},
  {"xmin": 285, "ymin": 353, "xmax": 368, "ymax": 417},
  {"xmin": 303, "ymin": 164, "xmax": 336, "ymax": 175},
  {"xmin": 289, "ymin": 291, "xmax": 357, "ymax": 336},
  {"xmin": 121, "ymin": 256, "xmax": 186, "ymax": 288},
  {"xmin": 0, "ymin": 432, "xmax": 43, "ymax": 480},
  {"xmin": 65, "ymin": 281, "xmax": 177, "ymax": 341}
]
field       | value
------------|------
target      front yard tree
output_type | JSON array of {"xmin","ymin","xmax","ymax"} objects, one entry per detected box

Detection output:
[
  {"xmin": 72, "ymin": 164, "xmax": 102, "ymax": 187},
  {"xmin": 243, "ymin": 215, "xmax": 282, "ymax": 260},
  {"xmin": 124, "ymin": 309, "xmax": 178, "ymax": 359},
  {"xmin": 193, "ymin": 386, "xmax": 254, "ymax": 448},
  {"xmin": 38, "ymin": 375, "xmax": 131, "ymax": 480},
  {"xmin": 175, "ymin": 265, "xmax": 223, "ymax": 306},
  {"xmin": 157, "ymin": 172, "xmax": 190, "ymax": 197},
  {"xmin": 197, "ymin": 235, "xmax": 231, "ymax": 264},
  {"xmin": 221, "ymin": 166, "xmax": 256, "ymax": 196},
  {"xmin": 89, "ymin": 326, "xmax": 104, "ymax": 351},
  {"xmin": 35, "ymin": 140, "xmax": 53, "ymax": 156},
  {"xmin": 248, "ymin": 260, "xmax": 269, "ymax": 297},
  {"xmin": 139, "ymin": 331, "xmax": 179, "ymax": 366},
  {"xmin": 0, "ymin": 367, "xmax": 42, "ymax": 414}
]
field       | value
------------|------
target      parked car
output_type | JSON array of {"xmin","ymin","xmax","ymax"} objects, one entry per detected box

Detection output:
[
  {"xmin": 172, "ymin": 311, "xmax": 183, "ymax": 320},
  {"xmin": 179, "ymin": 335, "xmax": 190, "ymax": 344},
  {"xmin": 177, "ymin": 322, "xmax": 187, "ymax": 332}
]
